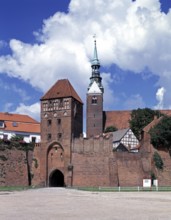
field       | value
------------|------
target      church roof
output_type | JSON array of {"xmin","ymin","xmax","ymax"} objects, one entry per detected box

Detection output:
[
  {"xmin": 87, "ymin": 81, "xmax": 102, "ymax": 94},
  {"xmin": 104, "ymin": 109, "xmax": 171, "ymax": 131},
  {"xmin": 104, "ymin": 110, "xmax": 131, "ymax": 130},
  {"xmin": 41, "ymin": 79, "xmax": 83, "ymax": 104}
]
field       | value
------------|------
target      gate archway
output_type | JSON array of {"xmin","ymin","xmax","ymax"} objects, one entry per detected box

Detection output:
[{"xmin": 49, "ymin": 169, "xmax": 64, "ymax": 187}]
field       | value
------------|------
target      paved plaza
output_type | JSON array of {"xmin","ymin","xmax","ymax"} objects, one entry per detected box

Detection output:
[{"xmin": 0, "ymin": 188, "xmax": 171, "ymax": 220}]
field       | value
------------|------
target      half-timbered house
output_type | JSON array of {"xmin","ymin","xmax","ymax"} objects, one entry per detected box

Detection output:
[{"xmin": 113, "ymin": 128, "xmax": 139, "ymax": 152}]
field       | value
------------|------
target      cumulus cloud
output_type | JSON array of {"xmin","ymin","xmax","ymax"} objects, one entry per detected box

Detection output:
[
  {"xmin": 0, "ymin": 0, "xmax": 171, "ymax": 110},
  {"xmin": 154, "ymin": 87, "xmax": 166, "ymax": 109},
  {"xmin": 15, "ymin": 102, "xmax": 40, "ymax": 121}
]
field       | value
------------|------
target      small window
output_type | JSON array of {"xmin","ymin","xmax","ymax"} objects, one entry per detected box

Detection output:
[
  {"xmin": 47, "ymin": 119, "xmax": 52, "ymax": 126},
  {"xmin": 12, "ymin": 122, "xmax": 18, "ymax": 127},
  {"xmin": 92, "ymin": 96, "xmax": 97, "ymax": 104},
  {"xmin": 0, "ymin": 121, "xmax": 4, "ymax": 128},
  {"xmin": 32, "ymin": 137, "xmax": 36, "ymax": 143},
  {"xmin": 128, "ymin": 134, "xmax": 132, "ymax": 139},
  {"xmin": 59, "ymin": 99, "xmax": 63, "ymax": 107},
  {"xmin": 3, "ymin": 134, "xmax": 8, "ymax": 140},
  {"xmin": 57, "ymin": 133, "xmax": 62, "ymax": 140},
  {"xmin": 47, "ymin": 133, "xmax": 51, "ymax": 141},
  {"xmin": 57, "ymin": 118, "xmax": 61, "ymax": 125}
]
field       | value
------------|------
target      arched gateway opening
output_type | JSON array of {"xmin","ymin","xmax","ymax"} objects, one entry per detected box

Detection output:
[{"xmin": 49, "ymin": 169, "xmax": 64, "ymax": 187}]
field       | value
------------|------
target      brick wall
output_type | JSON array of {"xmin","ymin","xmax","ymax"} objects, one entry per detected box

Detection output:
[
  {"xmin": 0, "ymin": 148, "xmax": 33, "ymax": 186},
  {"xmin": 71, "ymin": 136, "xmax": 152, "ymax": 187}
]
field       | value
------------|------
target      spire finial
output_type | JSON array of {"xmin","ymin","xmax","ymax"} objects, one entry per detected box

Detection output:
[
  {"xmin": 92, "ymin": 34, "xmax": 100, "ymax": 66},
  {"xmin": 93, "ymin": 34, "xmax": 96, "ymax": 43}
]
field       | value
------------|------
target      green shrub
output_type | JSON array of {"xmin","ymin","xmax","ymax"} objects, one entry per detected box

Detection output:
[{"xmin": 153, "ymin": 151, "xmax": 164, "ymax": 170}]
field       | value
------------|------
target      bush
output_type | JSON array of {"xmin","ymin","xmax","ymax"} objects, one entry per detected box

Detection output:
[
  {"xmin": 149, "ymin": 116, "xmax": 171, "ymax": 150},
  {"xmin": 104, "ymin": 126, "xmax": 118, "ymax": 133},
  {"xmin": 153, "ymin": 151, "xmax": 164, "ymax": 170},
  {"xmin": 129, "ymin": 108, "xmax": 161, "ymax": 140}
]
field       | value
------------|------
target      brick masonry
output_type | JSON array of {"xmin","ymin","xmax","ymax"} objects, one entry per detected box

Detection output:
[
  {"xmin": 0, "ymin": 148, "xmax": 33, "ymax": 186},
  {"xmin": 0, "ymin": 131, "xmax": 171, "ymax": 187}
]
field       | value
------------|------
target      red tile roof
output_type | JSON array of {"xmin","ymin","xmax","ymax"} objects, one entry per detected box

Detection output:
[
  {"xmin": 143, "ymin": 117, "xmax": 161, "ymax": 133},
  {"xmin": 104, "ymin": 110, "xmax": 131, "ymax": 130},
  {"xmin": 41, "ymin": 79, "xmax": 83, "ymax": 104},
  {"xmin": 0, "ymin": 112, "xmax": 40, "ymax": 133},
  {"xmin": 104, "ymin": 109, "xmax": 171, "ymax": 131}
]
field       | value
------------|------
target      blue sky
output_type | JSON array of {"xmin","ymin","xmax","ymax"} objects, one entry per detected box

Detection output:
[{"xmin": 0, "ymin": 0, "xmax": 171, "ymax": 122}]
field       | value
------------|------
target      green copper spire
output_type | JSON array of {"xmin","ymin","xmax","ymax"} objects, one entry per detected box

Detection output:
[
  {"xmin": 91, "ymin": 39, "xmax": 100, "ymax": 66},
  {"xmin": 88, "ymin": 37, "xmax": 104, "ymax": 93}
]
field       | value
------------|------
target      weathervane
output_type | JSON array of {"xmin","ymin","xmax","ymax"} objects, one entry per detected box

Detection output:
[{"xmin": 93, "ymin": 34, "xmax": 96, "ymax": 43}]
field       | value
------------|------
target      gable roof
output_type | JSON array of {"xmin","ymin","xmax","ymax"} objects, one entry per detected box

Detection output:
[
  {"xmin": 113, "ymin": 128, "xmax": 129, "ymax": 142},
  {"xmin": 104, "ymin": 111, "xmax": 131, "ymax": 130},
  {"xmin": 0, "ymin": 112, "xmax": 40, "ymax": 134},
  {"xmin": 104, "ymin": 109, "xmax": 171, "ymax": 131},
  {"xmin": 41, "ymin": 79, "xmax": 83, "ymax": 104}
]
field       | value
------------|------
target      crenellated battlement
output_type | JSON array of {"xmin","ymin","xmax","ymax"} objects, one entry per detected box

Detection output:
[{"xmin": 72, "ymin": 134, "xmax": 113, "ymax": 154}]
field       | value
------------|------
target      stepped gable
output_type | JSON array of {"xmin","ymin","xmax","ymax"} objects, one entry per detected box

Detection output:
[
  {"xmin": 104, "ymin": 110, "xmax": 131, "ymax": 130},
  {"xmin": 41, "ymin": 79, "xmax": 83, "ymax": 104}
]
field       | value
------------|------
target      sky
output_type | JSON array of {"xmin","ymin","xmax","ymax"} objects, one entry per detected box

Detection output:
[{"xmin": 0, "ymin": 0, "xmax": 171, "ymax": 123}]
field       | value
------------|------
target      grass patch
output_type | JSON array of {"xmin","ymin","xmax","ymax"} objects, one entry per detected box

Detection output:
[
  {"xmin": 0, "ymin": 186, "xmax": 34, "ymax": 191},
  {"xmin": 76, "ymin": 186, "xmax": 171, "ymax": 192}
]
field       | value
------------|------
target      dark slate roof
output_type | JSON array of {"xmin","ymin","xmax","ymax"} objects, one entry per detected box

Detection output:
[
  {"xmin": 41, "ymin": 79, "xmax": 83, "ymax": 104},
  {"xmin": 113, "ymin": 128, "xmax": 129, "ymax": 142}
]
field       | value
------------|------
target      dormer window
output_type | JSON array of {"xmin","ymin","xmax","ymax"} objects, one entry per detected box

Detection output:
[
  {"xmin": 92, "ymin": 96, "xmax": 97, "ymax": 104},
  {"xmin": 12, "ymin": 122, "xmax": 18, "ymax": 127},
  {"xmin": 0, "ymin": 120, "xmax": 4, "ymax": 128}
]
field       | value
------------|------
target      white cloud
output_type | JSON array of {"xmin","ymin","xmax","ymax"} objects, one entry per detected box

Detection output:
[
  {"xmin": 0, "ymin": 0, "xmax": 171, "ymax": 109},
  {"xmin": 154, "ymin": 87, "xmax": 166, "ymax": 109},
  {"xmin": 14, "ymin": 102, "xmax": 40, "ymax": 122}
]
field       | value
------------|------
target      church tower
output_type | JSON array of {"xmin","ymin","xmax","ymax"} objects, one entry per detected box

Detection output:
[{"xmin": 86, "ymin": 39, "xmax": 104, "ymax": 137}]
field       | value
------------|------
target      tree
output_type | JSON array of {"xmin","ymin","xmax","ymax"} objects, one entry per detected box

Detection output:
[
  {"xmin": 149, "ymin": 116, "xmax": 171, "ymax": 150},
  {"xmin": 104, "ymin": 126, "xmax": 118, "ymax": 133},
  {"xmin": 129, "ymin": 108, "xmax": 161, "ymax": 140},
  {"xmin": 153, "ymin": 151, "xmax": 164, "ymax": 170}
]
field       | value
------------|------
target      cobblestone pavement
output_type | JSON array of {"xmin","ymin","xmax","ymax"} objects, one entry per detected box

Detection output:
[{"xmin": 0, "ymin": 188, "xmax": 171, "ymax": 220}]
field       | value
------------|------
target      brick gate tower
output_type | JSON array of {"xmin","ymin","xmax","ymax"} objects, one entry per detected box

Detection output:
[
  {"xmin": 86, "ymin": 39, "xmax": 104, "ymax": 137},
  {"xmin": 33, "ymin": 79, "xmax": 83, "ymax": 187}
]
